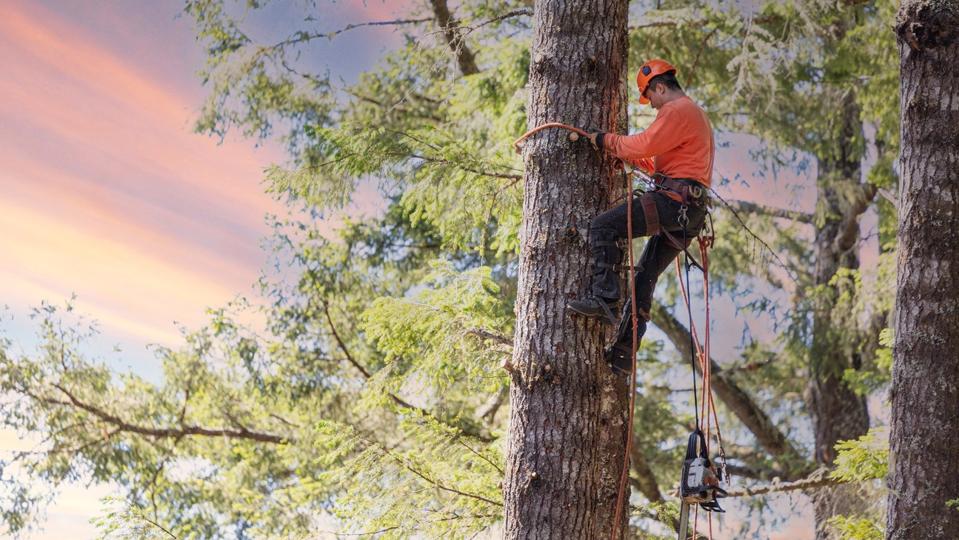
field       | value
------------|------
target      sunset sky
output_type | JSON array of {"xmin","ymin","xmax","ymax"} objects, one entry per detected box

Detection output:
[
  {"xmin": 0, "ymin": 1, "xmax": 851, "ymax": 538},
  {"xmin": 1, "ymin": 0, "xmax": 401, "ymax": 536}
]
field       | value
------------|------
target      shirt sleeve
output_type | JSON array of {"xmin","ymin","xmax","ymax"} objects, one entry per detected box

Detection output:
[{"xmin": 602, "ymin": 106, "xmax": 684, "ymax": 162}]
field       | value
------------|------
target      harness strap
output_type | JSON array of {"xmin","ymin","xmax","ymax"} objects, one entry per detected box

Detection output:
[{"xmin": 640, "ymin": 193, "xmax": 660, "ymax": 236}]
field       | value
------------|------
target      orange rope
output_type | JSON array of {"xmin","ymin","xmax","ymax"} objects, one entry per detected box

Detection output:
[
  {"xmin": 674, "ymin": 227, "xmax": 723, "ymax": 540},
  {"xmin": 611, "ymin": 172, "xmax": 639, "ymax": 540},
  {"xmin": 511, "ymin": 122, "xmax": 590, "ymax": 153}
]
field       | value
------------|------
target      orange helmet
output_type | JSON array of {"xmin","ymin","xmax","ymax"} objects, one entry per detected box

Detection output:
[{"xmin": 636, "ymin": 59, "xmax": 677, "ymax": 105}]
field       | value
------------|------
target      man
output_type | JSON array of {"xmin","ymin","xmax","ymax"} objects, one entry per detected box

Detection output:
[{"xmin": 567, "ymin": 59, "xmax": 715, "ymax": 374}]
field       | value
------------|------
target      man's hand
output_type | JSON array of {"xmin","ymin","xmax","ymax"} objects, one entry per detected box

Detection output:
[{"xmin": 586, "ymin": 132, "xmax": 600, "ymax": 149}]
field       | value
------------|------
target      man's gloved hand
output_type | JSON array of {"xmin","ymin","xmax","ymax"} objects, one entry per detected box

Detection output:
[{"xmin": 586, "ymin": 132, "xmax": 605, "ymax": 150}]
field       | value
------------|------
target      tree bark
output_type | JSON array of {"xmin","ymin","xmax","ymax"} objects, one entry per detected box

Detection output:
[
  {"xmin": 887, "ymin": 2, "xmax": 959, "ymax": 538},
  {"xmin": 503, "ymin": 1, "xmax": 631, "ymax": 538}
]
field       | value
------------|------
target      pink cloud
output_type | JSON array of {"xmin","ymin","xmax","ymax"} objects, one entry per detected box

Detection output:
[{"xmin": 0, "ymin": 1, "xmax": 288, "ymax": 342}]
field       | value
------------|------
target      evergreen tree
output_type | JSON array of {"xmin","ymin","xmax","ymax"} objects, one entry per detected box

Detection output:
[{"xmin": 886, "ymin": 1, "xmax": 959, "ymax": 538}]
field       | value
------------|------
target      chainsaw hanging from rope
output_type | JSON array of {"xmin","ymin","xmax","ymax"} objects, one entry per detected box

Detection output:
[{"xmin": 675, "ymin": 220, "xmax": 728, "ymax": 540}]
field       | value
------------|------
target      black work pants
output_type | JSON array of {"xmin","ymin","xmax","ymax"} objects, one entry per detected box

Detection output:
[{"xmin": 588, "ymin": 191, "xmax": 707, "ymax": 343}]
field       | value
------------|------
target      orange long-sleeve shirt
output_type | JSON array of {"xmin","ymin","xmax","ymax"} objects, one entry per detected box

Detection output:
[{"xmin": 602, "ymin": 96, "xmax": 715, "ymax": 188}]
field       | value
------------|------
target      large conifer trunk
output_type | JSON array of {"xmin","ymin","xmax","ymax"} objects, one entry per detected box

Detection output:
[
  {"xmin": 503, "ymin": 1, "xmax": 631, "ymax": 538},
  {"xmin": 886, "ymin": 2, "xmax": 959, "ymax": 538}
]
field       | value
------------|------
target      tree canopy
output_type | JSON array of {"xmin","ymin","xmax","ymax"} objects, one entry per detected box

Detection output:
[{"xmin": 0, "ymin": 1, "xmax": 901, "ymax": 538}]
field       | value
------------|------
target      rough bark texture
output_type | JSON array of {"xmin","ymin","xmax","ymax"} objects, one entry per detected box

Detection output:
[
  {"xmin": 807, "ymin": 92, "xmax": 873, "ymax": 539},
  {"xmin": 887, "ymin": 2, "xmax": 959, "ymax": 538},
  {"xmin": 503, "ymin": 1, "xmax": 630, "ymax": 538}
]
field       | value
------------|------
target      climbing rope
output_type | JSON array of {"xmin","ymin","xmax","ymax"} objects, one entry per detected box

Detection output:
[
  {"xmin": 676, "ymin": 219, "xmax": 727, "ymax": 540},
  {"xmin": 610, "ymin": 168, "xmax": 641, "ymax": 540}
]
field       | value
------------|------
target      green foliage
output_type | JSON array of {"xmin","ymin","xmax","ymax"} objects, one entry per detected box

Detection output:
[
  {"xmin": 92, "ymin": 497, "xmax": 176, "ymax": 540},
  {"xmin": 831, "ymin": 428, "xmax": 889, "ymax": 483},
  {"xmin": 0, "ymin": 0, "xmax": 906, "ymax": 537},
  {"xmin": 844, "ymin": 328, "xmax": 893, "ymax": 395},
  {"xmin": 827, "ymin": 515, "xmax": 884, "ymax": 540}
]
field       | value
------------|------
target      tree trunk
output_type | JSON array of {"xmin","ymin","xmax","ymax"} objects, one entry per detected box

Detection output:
[
  {"xmin": 807, "ymin": 92, "xmax": 873, "ymax": 539},
  {"xmin": 887, "ymin": 2, "xmax": 959, "ymax": 538},
  {"xmin": 503, "ymin": 1, "xmax": 630, "ymax": 538}
]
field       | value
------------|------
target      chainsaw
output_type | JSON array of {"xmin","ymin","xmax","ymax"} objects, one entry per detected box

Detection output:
[{"xmin": 677, "ymin": 429, "xmax": 727, "ymax": 539}]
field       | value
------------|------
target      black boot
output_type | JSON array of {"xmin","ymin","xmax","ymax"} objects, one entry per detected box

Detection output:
[
  {"xmin": 605, "ymin": 303, "xmax": 648, "ymax": 375},
  {"xmin": 567, "ymin": 295, "xmax": 619, "ymax": 324},
  {"xmin": 605, "ymin": 342, "xmax": 634, "ymax": 375},
  {"xmin": 568, "ymin": 229, "xmax": 622, "ymax": 325}
]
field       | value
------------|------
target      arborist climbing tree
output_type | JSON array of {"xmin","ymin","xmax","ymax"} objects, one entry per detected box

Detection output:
[{"xmin": 567, "ymin": 60, "xmax": 714, "ymax": 375}]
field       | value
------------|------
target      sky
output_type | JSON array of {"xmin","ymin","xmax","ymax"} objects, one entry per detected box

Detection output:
[
  {"xmin": 0, "ymin": 0, "xmax": 402, "ymax": 537},
  {"xmin": 0, "ymin": 1, "xmax": 876, "ymax": 538}
]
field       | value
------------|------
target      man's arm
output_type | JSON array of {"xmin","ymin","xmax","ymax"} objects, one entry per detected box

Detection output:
[{"xmin": 592, "ymin": 107, "xmax": 683, "ymax": 162}]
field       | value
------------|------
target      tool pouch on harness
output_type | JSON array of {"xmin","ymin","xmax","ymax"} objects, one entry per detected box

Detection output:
[{"xmin": 680, "ymin": 429, "xmax": 727, "ymax": 512}]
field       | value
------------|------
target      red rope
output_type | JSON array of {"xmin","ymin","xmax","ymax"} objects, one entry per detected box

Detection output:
[
  {"xmin": 674, "ymin": 227, "xmax": 723, "ymax": 540},
  {"xmin": 611, "ymin": 173, "xmax": 640, "ymax": 540}
]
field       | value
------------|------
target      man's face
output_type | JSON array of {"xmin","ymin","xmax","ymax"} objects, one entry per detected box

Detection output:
[{"xmin": 643, "ymin": 82, "xmax": 667, "ymax": 109}]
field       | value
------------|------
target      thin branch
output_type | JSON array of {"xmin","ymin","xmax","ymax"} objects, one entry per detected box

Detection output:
[
  {"xmin": 138, "ymin": 514, "xmax": 177, "ymax": 539},
  {"xmin": 464, "ymin": 328, "xmax": 513, "ymax": 348},
  {"xmin": 409, "ymin": 153, "xmax": 522, "ymax": 180},
  {"xmin": 46, "ymin": 384, "xmax": 286, "ymax": 444},
  {"xmin": 381, "ymin": 446, "xmax": 503, "ymax": 507},
  {"xmin": 322, "ymin": 303, "xmax": 495, "ymax": 443},
  {"xmin": 710, "ymin": 187, "xmax": 801, "ymax": 285},
  {"xmin": 725, "ymin": 199, "xmax": 814, "ymax": 224},
  {"xmin": 270, "ymin": 18, "xmax": 432, "ymax": 49},
  {"xmin": 460, "ymin": 8, "xmax": 532, "ymax": 36},
  {"xmin": 724, "ymin": 468, "xmax": 843, "ymax": 498}
]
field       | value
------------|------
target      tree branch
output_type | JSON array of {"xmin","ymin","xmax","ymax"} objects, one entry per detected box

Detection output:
[
  {"xmin": 724, "ymin": 468, "xmax": 843, "ymax": 498},
  {"xmin": 726, "ymin": 199, "xmax": 814, "ymax": 224},
  {"xmin": 322, "ymin": 303, "xmax": 495, "ymax": 442},
  {"xmin": 833, "ymin": 183, "xmax": 878, "ymax": 253},
  {"xmin": 47, "ymin": 384, "xmax": 286, "ymax": 444},
  {"xmin": 409, "ymin": 154, "xmax": 522, "ymax": 180},
  {"xmin": 429, "ymin": 0, "xmax": 480, "ymax": 76},
  {"xmin": 461, "ymin": 8, "xmax": 532, "ymax": 36}
]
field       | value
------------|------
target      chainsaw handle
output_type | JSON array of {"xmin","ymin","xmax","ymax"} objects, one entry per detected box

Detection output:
[{"xmin": 684, "ymin": 429, "xmax": 709, "ymax": 460}]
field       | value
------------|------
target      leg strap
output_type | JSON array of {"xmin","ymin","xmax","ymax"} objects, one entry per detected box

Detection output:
[{"xmin": 641, "ymin": 194, "xmax": 660, "ymax": 237}]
